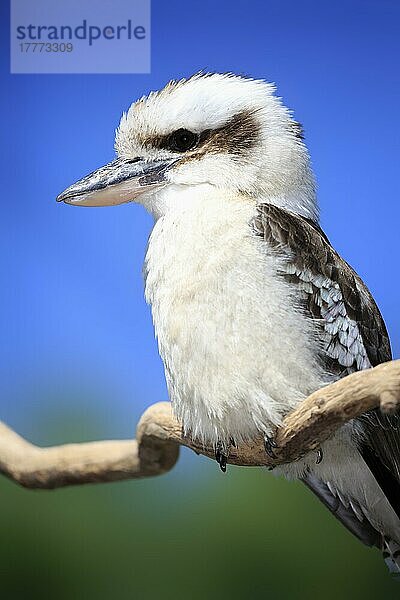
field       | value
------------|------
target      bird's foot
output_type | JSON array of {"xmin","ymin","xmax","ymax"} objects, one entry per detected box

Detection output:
[
  {"xmin": 264, "ymin": 433, "xmax": 278, "ymax": 460},
  {"xmin": 215, "ymin": 440, "xmax": 234, "ymax": 473}
]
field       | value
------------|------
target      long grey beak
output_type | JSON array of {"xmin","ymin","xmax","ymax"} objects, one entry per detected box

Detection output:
[{"xmin": 56, "ymin": 157, "xmax": 176, "ymax": 206}]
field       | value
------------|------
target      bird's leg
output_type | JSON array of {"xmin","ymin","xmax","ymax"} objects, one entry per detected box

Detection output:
[
  {"xmin": 215, "ymin": 440, "xmax": 234, "ymax": 473},
  {"xmin": 264, "ymin": 433, "xmax": 278, "ymax": 460}
]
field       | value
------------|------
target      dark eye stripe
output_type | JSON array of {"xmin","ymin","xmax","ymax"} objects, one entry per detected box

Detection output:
[{"xmin": 143, "ymin": 109, "xmax": 261, "ymax": 155}]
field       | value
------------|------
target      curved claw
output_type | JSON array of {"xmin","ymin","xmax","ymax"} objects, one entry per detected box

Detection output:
[
  {"xmin": 264, "ymin": 434, "xmax": 278, "ymax": 459},
  {"xmin": 215, "ymin": 442, "xmax": 228, "ymax": 473}
]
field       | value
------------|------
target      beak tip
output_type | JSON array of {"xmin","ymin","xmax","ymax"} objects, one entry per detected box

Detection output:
[
  {"xmin": 57, "ymin": 190, "xmax": 77, "ymax": 204},
  {"xmin": 56, "ymin": 188, "xmax": 70, "ymax": 203}
]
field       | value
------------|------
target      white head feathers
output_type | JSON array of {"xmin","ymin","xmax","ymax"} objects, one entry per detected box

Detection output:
[{"xmin": 115, "ymin": 73, "xmax": 318, "ymax": 221}]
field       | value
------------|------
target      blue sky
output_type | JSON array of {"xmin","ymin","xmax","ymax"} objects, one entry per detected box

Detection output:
[{"xmin": 1, "ymin": 0, "xmax": 399, "ymax": 441}]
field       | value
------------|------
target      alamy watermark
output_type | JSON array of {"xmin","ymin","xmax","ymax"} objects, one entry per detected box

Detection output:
[{"xmin": 10, "ymin": 0, "xmax": 151, "ymax": 74}]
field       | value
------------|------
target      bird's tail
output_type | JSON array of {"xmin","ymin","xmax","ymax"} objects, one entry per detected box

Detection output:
[
  {"xmin": 383, "ymin": 537, "xmax": 400, "ymax": 577},
  {"xmin": 303, "ymin": 472, "xmax": 400, "ymax": 578}
]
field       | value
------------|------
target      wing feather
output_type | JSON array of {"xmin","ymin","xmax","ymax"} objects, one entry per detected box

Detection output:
[{"xmin": 252, "ymin": 204, "xmax": 400, "ymax": 520}]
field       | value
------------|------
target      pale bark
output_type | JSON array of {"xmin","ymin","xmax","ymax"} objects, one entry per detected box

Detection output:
[{"xmin": 1, "ymin": 360, "xmax": 399, "ymax": 489}]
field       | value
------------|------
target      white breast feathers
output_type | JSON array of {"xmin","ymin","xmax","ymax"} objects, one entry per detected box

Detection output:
[{"xmin": 144, "ymin": 186, "xmax": 331, "ymax": 447}]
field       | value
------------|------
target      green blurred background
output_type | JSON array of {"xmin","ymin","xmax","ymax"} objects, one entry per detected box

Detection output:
[{"xmin": 1, "ymin": 407, "xmax": 400, "ymax": 599}]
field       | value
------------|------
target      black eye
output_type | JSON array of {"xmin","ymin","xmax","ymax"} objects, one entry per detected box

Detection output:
[{"xmin": 169, "ymin": 128, "xmax": 199, "ymax": 152}]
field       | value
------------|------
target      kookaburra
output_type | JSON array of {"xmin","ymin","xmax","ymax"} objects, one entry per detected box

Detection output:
[{"xmin": 57, "ymin": 73, "xmax": 400, "ymax": 573}]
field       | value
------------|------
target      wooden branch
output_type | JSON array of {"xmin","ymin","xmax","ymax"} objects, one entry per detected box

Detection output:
[{"xmin": 1, "ymin": 360, "xmax": 399, "ymax": 489}]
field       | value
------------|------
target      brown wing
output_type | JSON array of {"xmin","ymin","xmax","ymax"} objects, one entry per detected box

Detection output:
[
  {"xmin": 252, "ymin": 204, "xmax": 391, "ymax": 371},
  {"xmin": 252, "ymin": 204, "xmax": 400, "ymax": 519}
]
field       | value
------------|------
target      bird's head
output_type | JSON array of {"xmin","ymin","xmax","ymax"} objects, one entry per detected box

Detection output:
[{"xmin": 57, "ymin": 73, "xmax": 317, "ymax": 220}]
